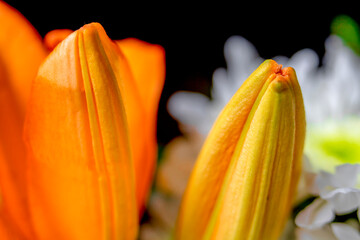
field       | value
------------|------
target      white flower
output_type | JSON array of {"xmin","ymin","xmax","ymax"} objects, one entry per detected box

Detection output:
[
  {"xmin": 331, "ymin": 222, "xmax": 360, "ymax": 240},
  {"xmin": 276, "ymin": 35, "xmax": 360, "ymax": 123},
  {"xmin": 296, "ymin": 225, "xmax": 337, "ymax": 240},
  {"xmin": 168, "ymin": 35, "xmax": 360, "ymax": 135},
  {"xmin": 317, "ymin": 164, "xmax": 360, "ymax": 214},
  {"xmin": 295, "ymin": 164, "xmax": 360, "ymax": 239},
  {"xmin": 295, "ymin": 198, "xmax": 335, "ymax": 230},
  {"xmin": 296, "ymin": 222, "xmax": 360, "ymax": 240}
]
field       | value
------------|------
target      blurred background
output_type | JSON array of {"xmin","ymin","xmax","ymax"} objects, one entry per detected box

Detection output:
[{"xmin": 5, "ymin": 0, "xmax": 360, "ymax": 146}]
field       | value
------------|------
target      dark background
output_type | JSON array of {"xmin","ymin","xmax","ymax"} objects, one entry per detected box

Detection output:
[{"xmin": 5, "ymin": 0, "xmax": 360, "ymax": 145}]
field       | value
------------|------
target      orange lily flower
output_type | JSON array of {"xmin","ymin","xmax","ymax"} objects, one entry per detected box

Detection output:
[
  {"xmin": 0, "ymin": 1, "xmax": 165, "ymax": 239},
  {"xmin": 175, "ymin": 60, "xmax": 306, "ymax": 240}
]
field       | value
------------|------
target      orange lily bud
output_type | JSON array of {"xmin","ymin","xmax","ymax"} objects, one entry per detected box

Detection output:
[
  {"xmin": 175, "ymin": 60, "xmax": 306, "ymax": 240},
  {"xmin": 24, "ymin": 23, "xmax": 138, "ymax": 240},
  {"xmin": 41, "ymin": 30, "xmax": 166, "ymax": 217},
  {"xmin": 0, "ymin": 1, "xmax": 46, "ymax": 238}
]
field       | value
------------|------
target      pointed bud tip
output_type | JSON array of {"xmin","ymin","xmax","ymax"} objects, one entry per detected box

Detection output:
[
  {"xmin": 268, "ymin": 59, "xmax": 295, "ymax": 77},
  {"xmin": 267, "ymin": 60, "xmax": 297, "ymax": 92},
  {"xmin": 78, "ymin": 22, "xmax": 105, "ymax": 40},
  {"xmin": 80, "ymin": 22, "xmax": 103, "ymax": 31}
]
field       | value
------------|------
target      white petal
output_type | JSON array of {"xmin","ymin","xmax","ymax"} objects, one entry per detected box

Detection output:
[
  {"xmin": 167, "ymin": 91, "xmax": 213, "ymax": 135},
  {"xmin": 322, "ymin": 35, "xmax": 360, "ymax": 119},
  {"xmin": 295, "ymin": 198, "xmax": 335, "ymax": 229},
  {"xmin": 324, "ymin": 189, "xmax": 360, "ymax": 214},
  {"xmin": 223, "ymin": 36, "xmax": 260, "ymax": 85},
  {"xmin": 296, "ymin": 226, "xmax": 338, "ymax": 240},
  {"xmin": 333, "ymin": 164, "xmax": 360, "ymax": 188},
  {"xmin": 272, "ymin": 55, "xmax": 289, "ymax": 66},
  {"xmin": 212, "ymin": 68, "xmax": 235, "ymax": 104},
  {"xmin": 288, "ymin": 48, "xmax": 319, "ymax": 81},
  {"xmin": 331, "ymin": 223, "xmax": 360, "ymax": 240},
  {"xmin": 316, "ymin": 171, "xmax": 336, "ymax": 196}
]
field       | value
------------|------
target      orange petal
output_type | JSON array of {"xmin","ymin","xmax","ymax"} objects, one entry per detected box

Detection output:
[
  {"xmin": 44, "ymin": 29, "xmax": 73, "ymax": 51},
  {"xmin": 116, "ymin": 38, "xmax": 165, "ymax": 117},
  {"xmin": 116, "ymin": 38, "xmax": 165, "ymax": 214},
  {"xmin": 0, "ymin": 1, "xmax": 46, "ymax": 238},
  {"xmin": 0, "ymin": 58, "xmax": 33, "ymax": 239},
  {"xmin": 24, "ymin": 23, "xmax": 138, "ymax": 239},
  {"xmin": 0, "ymin": 1, "xmax": 47, "ymax": 116}
]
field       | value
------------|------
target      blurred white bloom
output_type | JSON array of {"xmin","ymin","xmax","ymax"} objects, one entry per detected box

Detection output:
[
  {"xmin": 276, "ymin": 36, "xmax": 360, "ymax": 123},
  {"xmin": 295, "ymin": 198, "xmax": 335, "ymax": 230},
  {"xmin": 317, "ymin": 164, "xmax": 360, "ymax": 214},
  {"xmin": 331, "ymin": 222, "xmax": 360, "ymax": 240},
  {"xmin": 296, "ymin": 225, "xmax": 337, "ymax": 240},
  {"xmin": 296, "ymin": 221, "xmax": 360, "ymax": 240},
  {"xmin": 295, "ymin": 164, "xmax": 360, "ymax": 239},
  {"xmin": 168, "ymin": 35, "xmax": 360, "ymax": 135}
]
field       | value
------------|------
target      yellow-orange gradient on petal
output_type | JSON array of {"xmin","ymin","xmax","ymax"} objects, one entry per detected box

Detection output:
[
  {"xmin": 41, "ymin": 29, "xmax": 166, "ymax": 216},
  {"xmin": 175, "ymin": 60, "xmax": 306, "ymax": 240},
  {"xmin": 24, "ymin": 23, "xmax": 138, "ymax": 240},
  {"xmin": 0, "ymin": 1, "xmax": 47, "ymax": 238}
]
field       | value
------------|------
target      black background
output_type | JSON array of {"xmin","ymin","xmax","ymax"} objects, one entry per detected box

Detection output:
[{"xmin": 5, "ymin": 0, "xmax": 360, "ymax": 145}]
